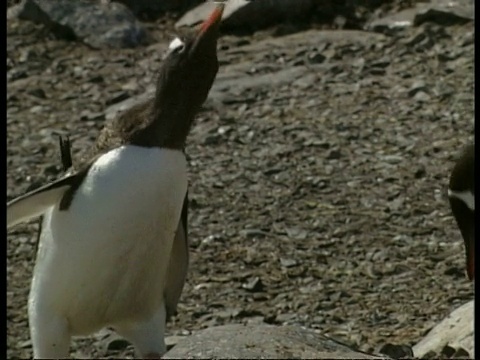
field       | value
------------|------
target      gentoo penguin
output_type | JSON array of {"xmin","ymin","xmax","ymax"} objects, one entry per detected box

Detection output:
[
  {"xmin": 7, "ymin": 4, "xmax": 224, "ymax": 358},
  {"xmin": 448, "ymin": 143, "xmax": 475, "ymax": 280}
]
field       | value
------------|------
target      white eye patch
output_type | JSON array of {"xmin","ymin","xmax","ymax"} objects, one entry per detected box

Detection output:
[{"xmin": 168, "ymin": 37, "xmax": 185, "ymax": 52}]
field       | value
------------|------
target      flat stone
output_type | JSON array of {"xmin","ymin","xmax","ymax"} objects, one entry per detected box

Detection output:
[
  {"xmin": 366, "ymin": 8, "xmax": 419, "ymax": 33},
  {"xmin": 163, "ymin": 324, "xmax": 390, "ymax": 359},
  {"xmin": 413, "ymin": 300, "xmax": 474, "ymax": 358},
  {"xmin": 414, "ymin": 0, "xmax": 474, "ymax": 26}
]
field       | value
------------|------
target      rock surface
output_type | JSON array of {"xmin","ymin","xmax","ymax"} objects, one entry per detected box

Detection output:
[
  {"xmin": 367, "ymin": 0, "xmax": 474, "ymax": 33},
  {"xmin": 113, "ymin": 0, "xmax": 200, "ymax": 17},
  {"xmin": 9, "ymin": 0, "xmax": 146, "ymax": 48},
  {"xmin": 413, "ymin": 300, "xmax": 474, "ymax": 358},
  {"xmin": 413, "ymin": 0, "xmax": 474, "ymax": 26},
  {"xmin": 163, "ymin": 324, "xmax": 389, "ymax": 359},
  {"xmin": 176, "ymin": 0, "xmax": 319, "ymax": 31}
]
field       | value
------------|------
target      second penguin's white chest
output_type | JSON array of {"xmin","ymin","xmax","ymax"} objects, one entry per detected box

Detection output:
[{"xmin": 33, "ymin": 146, "xmax": 188, "ymax": 333}]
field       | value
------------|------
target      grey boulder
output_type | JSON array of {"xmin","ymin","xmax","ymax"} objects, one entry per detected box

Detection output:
[
  {"xmin": 176, "ymin": 0, "xmax": 318, "ymax": 31},
  {"xmin": 113, "ymin": 0, "xmax": 200, "ymax": 16},
  {"xmin": 163, "ymin": 324, "xmax": 389, "ymax": 359},
  {"xmin": 9, "ymin": 0, "xmax": 147, "ymax": 49},
  {"xmin": 413, "ymin": 300, "xmax": 474, "ymax": 358}
]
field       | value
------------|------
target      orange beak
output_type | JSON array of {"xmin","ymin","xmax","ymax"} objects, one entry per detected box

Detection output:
[{"xmin": 199, "ymin": 3, "xmax": 224, "ymax": 36}]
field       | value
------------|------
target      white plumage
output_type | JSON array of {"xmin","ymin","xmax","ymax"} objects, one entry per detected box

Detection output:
[
  {"xmin": 447, "ymin": 189, "xmax": 475, "ymax": 211},
  {"xmin": 10, "ymin": 146, "xmax": 187, "ymax": 358}
]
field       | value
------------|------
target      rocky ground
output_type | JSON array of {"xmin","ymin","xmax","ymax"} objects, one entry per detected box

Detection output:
[{"xmin": 7, "ymin": 0, "xmax": 474, "ymax": 358}]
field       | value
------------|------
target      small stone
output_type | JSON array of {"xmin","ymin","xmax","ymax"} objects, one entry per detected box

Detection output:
[
  {"xmin": 369, "ymin": 67, "xmax": 386, "ymax": 76},
  {"xmin": 414, "ymin": 91, "xmax": 431, "ymax": 102},
  {"xmin": 106, "ymin": 91, "xmax": 130, "ymax": 106},
  {"xmin": 80, "ymin": 110, "xmax": 105, "ymax": 122},
  {"xmin": 106, "ymin": 337, "xmax": 130, "ymax": 351},
  {"xmin": 440, "ymin": 345, "xmax": 456, "ymax": 358},
  {"xmin": 242, "ymin": 277, "xmax": 263, "ymax": 292},
  {"xmin": 280, "ymin": 258, "xmax": 297, "ymax": 268},
  {"xmin": 18, "ymin": 339, "xmax": 32, "ymax": 349},
  {"xmin": 408, "ymin": 80, "xmax": 427, "ymax": 97},
  {"xmin": 275, "ymin": 313, "xmax": 296, "ymax": 324},
  {"xmin": 378, "ymin": 343, "xmax": 414, "ymax": 359},
  {"xmin": 308, "ymin": 52, "xmax": 325, "ymax": 64},
  {"xmin": 165, "ymin": 335, "xmax": 184, "ymax": 351},
  {"xmin": 29, "ymin": 105, "xmax": 44, "ymax": 114},
  {"xmin": 27, "ymin": 88, "xmax": 46, "ymax": 99},
  {"xmin": 285, "ymin": 227, "xmax": 308, "ymax": 240},
  {"xmin": 326, "ymin": 149, "xmax": 342, "ymax": 160},
  {"xmin": 453, "ymin": 347, "xmax": 471, "ymax": 358},
  {"xmin": 414, "ymin": 165, "xmax": 426, "ymax": 179},
  {"xmin": 246, "ymin": 316, "xmax": 265, "ymax": 324}
]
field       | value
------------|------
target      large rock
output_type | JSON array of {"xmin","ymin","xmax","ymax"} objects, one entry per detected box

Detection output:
[
  {"xmin": 367, "ymin": 0, "xmax": 473, "ymax": 33},
  {"xmin": 413, "ymin": 0, "xmax": 474, "ymax": 26},
  {"xmin": 413, "ymin": 300, "xmax": 474, "ymax": 358},
  {"xmin": 113, "ymin": 0, "xmax": 200, "ymax": 17},
  {"xmin": 9, "ymin": 0, "xmax": 146, "ymax": 49},
  {"xmin": 163, "ymin": 324, "xmax": 389, "ymax": 359},
  {"xmin": 366, "ymin": 8, "xmax": 419, "ymax": 34},
  {"xmin": 176, "ymin": 0, "xmax": 319, "ymax": 31}
]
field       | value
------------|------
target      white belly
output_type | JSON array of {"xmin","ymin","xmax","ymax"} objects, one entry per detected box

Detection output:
[{"xmin": 29, "ymin": 146, "xmax": 188, "ymax": 335}]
